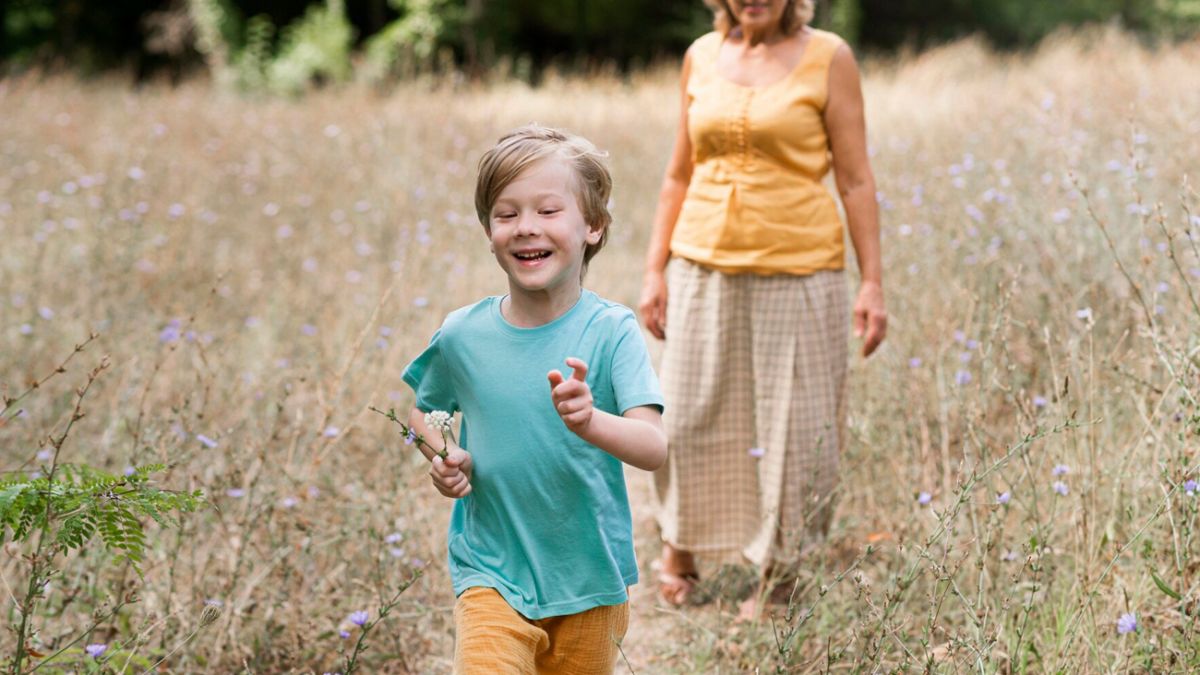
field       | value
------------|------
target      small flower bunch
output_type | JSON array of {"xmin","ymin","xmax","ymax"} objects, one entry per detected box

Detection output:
[{"xmin": 369, "ymin": 406, "xmax": 454, "ymax": 459}]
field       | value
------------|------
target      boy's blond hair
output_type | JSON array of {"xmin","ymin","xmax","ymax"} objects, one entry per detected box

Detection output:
[{"xmin": 475, "ymin": 125, "xmax": 613, "ymax": 273}]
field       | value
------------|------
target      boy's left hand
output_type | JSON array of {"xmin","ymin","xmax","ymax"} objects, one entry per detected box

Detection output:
[{"xmin": 548, "ymin": 357, "xmax": 593, "ymax": 434}]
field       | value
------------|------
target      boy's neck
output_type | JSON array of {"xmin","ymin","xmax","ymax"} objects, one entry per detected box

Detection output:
[{"xmin": 502, "ymin": 287, "xmax": 584, "ymax": 328}]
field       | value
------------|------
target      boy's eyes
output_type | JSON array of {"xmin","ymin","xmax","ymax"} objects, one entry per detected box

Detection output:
[{"xmin": 492, "ymin": 208, "xmax": 561, "ymax": 219}]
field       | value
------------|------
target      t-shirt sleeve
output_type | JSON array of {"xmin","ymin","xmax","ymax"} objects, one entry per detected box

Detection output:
[
  {"xmin": 609, "ymin": 313, "xmax": 665, "ymax": 415},
  {"xmin": 401, "ymin": 327, "xmax": 460, "ymax": 414}
]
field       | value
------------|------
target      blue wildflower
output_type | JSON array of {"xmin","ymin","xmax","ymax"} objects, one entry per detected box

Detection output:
[{"xmin": 1117, "ymin": 612, "xmax": 1137, "ymax": 634}]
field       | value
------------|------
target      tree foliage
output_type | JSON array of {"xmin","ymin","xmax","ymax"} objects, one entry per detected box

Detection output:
[{"xmin": 1, "ymin": 0, "xmax": 1198, "ymax": 81}]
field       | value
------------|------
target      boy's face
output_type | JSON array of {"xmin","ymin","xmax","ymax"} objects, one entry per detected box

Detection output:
[{"xmin": 487, "ymin": 156, "xmax": 602, "ymax": 304}]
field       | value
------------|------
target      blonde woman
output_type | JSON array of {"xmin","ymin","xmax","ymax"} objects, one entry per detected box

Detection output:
[{"xmin": 639, "ymin": 0, "xmax": 886, "ymax": 616}]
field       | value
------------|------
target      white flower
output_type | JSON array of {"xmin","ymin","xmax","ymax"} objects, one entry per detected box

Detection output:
[{"xmin": 424, "ymin": 410, "xmax": 453, "ymax": 433}]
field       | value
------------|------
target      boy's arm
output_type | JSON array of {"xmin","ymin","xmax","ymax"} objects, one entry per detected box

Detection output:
[
  {"xmin": 548, "ymin": 358, "xmax": 667, "ymax": 472},
  {"xmin": 409, "ymin": 406, "xmax": 473, "ymax": 498},
  {"xmin": 576, "ymin": 406, "xmax": 666, "ymax": 472}
]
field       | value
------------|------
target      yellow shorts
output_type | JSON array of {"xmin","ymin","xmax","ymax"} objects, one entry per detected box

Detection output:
[{"xmin": 453, "ymin": 587, "xmax": 630, "ymax": 675}]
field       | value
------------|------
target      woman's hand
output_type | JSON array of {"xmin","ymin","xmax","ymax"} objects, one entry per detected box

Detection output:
[
  {"xmin": 853, "ymin": 281, "xmax": 887, "ymax": 357},
  {"xmin": 638, "ymin": 271, "xmax": 669, "ymax": 340}
]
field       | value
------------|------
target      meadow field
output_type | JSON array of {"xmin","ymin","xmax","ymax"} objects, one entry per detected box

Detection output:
[{"xmin": 2, "ymin": 27, "xmax": 1200, "ymax": 673}]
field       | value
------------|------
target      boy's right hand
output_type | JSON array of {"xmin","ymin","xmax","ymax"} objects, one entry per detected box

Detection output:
[{"xmin": 430, "ymin": 445, "xmax": 473, "ymax": 498}]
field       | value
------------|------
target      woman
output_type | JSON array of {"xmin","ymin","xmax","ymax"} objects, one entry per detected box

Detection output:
[{"xmin": 639, "ymin": 0, "xmax": 886, "ymax": 615}]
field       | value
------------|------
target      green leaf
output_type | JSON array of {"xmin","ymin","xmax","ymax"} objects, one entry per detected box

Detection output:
[
  {"xmin": 1150, "ymin": 569, "xmax": 1183, "ymax": 600},
  {"xmin": 0, "ymin": 483, "xmax": 31, "ymax": 520}
]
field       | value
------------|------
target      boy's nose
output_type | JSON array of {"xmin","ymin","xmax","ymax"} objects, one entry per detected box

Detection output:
[{"xmin": 514, "ymin": 213, "xmax": 541, "ymax": 235}]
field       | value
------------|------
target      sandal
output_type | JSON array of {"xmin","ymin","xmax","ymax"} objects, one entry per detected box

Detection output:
[{"xmin": 651, "ymin": 558, "xmax": 700, "ymax": 607}]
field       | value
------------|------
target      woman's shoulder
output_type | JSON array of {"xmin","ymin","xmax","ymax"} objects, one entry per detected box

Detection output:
[
  {"xmin": 806, "ymin": 28, "xmax": 849, "ymax": 53},
  {"xmin": 687, "ymin": 31, "xmax": 724, "ymax": 56}
]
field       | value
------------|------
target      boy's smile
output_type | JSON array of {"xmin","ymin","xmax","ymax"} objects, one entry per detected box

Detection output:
[{"xmin": 488, "ymin": 156, "xmax": 602, "ymax": 325}]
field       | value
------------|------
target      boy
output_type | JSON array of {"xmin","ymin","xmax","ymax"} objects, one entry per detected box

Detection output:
[{"xmin": 402, "ymin": 125, "xmax": 667, "ymax": 674}]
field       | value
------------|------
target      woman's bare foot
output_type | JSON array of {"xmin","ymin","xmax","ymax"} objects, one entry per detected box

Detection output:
[
  {"xmin": 736, "ymin": 572, "xmax": 798, "ymax": 623},
  {"xmin": 654, "ymin": 543, "xmax": 699, "ymax": 606}
]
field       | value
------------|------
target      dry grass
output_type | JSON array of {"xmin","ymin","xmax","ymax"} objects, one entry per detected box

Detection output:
[{"xmin": 2, "ymin": 26, "xmax": 1200, "ymax": 672}]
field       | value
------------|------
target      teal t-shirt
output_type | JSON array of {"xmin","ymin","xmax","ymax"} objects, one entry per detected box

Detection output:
[{"xmin": 402, "ymin": 290, "xmax": 664, "ymax": 619}]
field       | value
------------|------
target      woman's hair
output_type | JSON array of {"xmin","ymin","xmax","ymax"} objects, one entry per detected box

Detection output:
[
  {"xmin": 475, "ymin": 124, "xmax": 613, "ymax": 272},
  {"xmin": 705, "ymin": 0, "xmax": 815, "ymax": 36}
]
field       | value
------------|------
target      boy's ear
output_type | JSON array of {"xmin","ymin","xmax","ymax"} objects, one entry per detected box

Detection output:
[{"xmin": 585, "ymin": 222, "xmax": 604, "ymax": 245}]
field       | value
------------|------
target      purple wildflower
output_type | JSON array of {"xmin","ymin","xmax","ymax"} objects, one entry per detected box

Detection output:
[
  {"xmin": 323, "ymin": 426, "xmax": 340, "ymax": 438},
  {"xmin": 1032, "ymin": 395, "xmax": 1048, "ymax": 409},
  {"xmin": 748, "ymin": 447, "xmax": 765, "ymax": 458},
  {"xmin": 196, "ymin": 434, "xmax": 218, "ymax": 449},
  {"xmin": 955, "ymin": 370, "xmax": 972, "ymax": 386},
  {"xmin": 281, "ymin": 496, "xmax": 299, "ymax": 508},
  {"xmin": 1183, "ymin": 479, "xmax": 1198, "ymax": 496},
  {"xmin": 226, "ymin": 488, "xmax": 245, "ymax": 498},
  {"xmin": 85, "ymin": 643, "xmax": 107, "ymax": 658},
  {"xmin": 404, "ymin": 428, "xmax": 416, "ymax": 445},
  {"xmin": 348, "ymin": 610, "xmax": 369, "ymax": 627},
  {"xmin": 1117, "ymin": 612, "xmax": 1137, "ymax": 634},
  {"xmin": 124, "ymin": 466, "xmax": 136, "ymax": 477},
  {"xmin": 917, "ymin": 492, "xmax": 932, "ymax": 505},
  {"xmin": 301, "ymin": 323, "xmax": 317, "ymax": 336},
  {"xmin": 996, "ymin": 491, "xmax": 1011, "ymax": 505},
  {"xmin": 384, "ymin": 532, "xmax": 404, "ymax": 544},
  {"xmin": 1052, "ymin": 481, "xmax": 1068, "ymax": 496},
  {"xmin": 908, "ymin": 357, "xmax": 922, "ymax": 368},
  {"xmin": 159, "ymin": 320, "xmax": 181, "ymax": 343},
  {"xmin": 1052, "ymin": 464, "xmax": 1070, "ymax": 477},
  {"xmin": 339, "ymin": 630, "xmax": 351, "ymax": 639}
]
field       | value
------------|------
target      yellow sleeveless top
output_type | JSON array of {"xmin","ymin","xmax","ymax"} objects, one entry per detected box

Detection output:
[{"xmin": 671, "ymin": 29, "xmax": 847, "ymax": 275}]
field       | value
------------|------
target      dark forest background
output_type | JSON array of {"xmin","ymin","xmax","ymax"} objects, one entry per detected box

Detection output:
[{"xmin": 3, "ymin": 0, "xmax": 1198, "ymax": 81}]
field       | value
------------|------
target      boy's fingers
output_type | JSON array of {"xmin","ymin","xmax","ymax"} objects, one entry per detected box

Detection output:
[
  {"xmin": 547, "ymin": 370, "xmax": 564, "ymax": 389},
  {"xmin": 565, "ymin": 358, "xmax": 589, "ymax": 382},
  {"xmin": 552, "ymin": 379, "xmax": 585, "ymax": 398}
]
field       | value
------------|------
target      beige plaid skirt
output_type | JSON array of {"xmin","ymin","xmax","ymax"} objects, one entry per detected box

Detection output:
[{"xmin": 653, "ymin": 257, "xmax": 848, "ymax": 567}]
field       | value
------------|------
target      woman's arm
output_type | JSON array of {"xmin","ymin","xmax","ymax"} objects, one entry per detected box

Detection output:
[
  {"xmin": 638, "ymin": 48, "xmax": 696, "ymax": 341},
  {"xmin": 825, "ymin": 43, "xmax": 887, "ymax": 357}
]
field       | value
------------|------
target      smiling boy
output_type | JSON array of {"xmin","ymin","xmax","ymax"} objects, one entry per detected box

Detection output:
[{"xmin": 402, "ymin": 125, "xmax": 667, "ymax": 674}]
